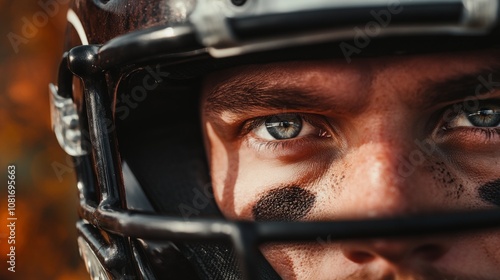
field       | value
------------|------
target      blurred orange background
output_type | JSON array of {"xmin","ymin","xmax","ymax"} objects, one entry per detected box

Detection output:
[{"xmin": 0, "ymin": 0, "xmax": 88, "ymax": 279}]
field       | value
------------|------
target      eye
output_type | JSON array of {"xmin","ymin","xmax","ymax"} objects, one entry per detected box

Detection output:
[
  {"xmin": 467, "ymin": 109, "xmax": 500, "ymax": 127},
  {"xmin": 252, "ymin": 113, "xmax": 324, "ymax": 140},
  {"xmin": 447, "ymin": 101, "xmax": 500, "ymax": 129},
  {"xmin": 264, "ymin": 114, "xmax": 302, "ymax": 140}
]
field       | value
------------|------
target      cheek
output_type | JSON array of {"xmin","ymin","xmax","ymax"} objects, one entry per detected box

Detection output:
[
  {"xmin": 204, "ymin": 122, "xmax": 232, "ymax": 209},
  {"xmin": 205, "ymin": 122, "xmax": 300, "ymax": 219},
  {"xmin": 480, "ymin": 231, "xmax": 500, "ymax": 265},
  {"xmin": 207, "ymin": 131, "xmax": 327, "ymax": 219},
  {"xmin": 427, "ymin": 153, "xmax": 500, "ymax": 209},
  {"xmin": 439, "ymin": 147, "xmax": 500, "ymax": 203},
  {"xmin": 437, "ymin": 231, "xmax": 500, "ymax": 276},
  {"xmin": 427, "ymin": 161, "xmax": 465, "ymax": 201},
  {"xmin": 229, "ymin": 154, "xmax": 319, "ymax": 219}
]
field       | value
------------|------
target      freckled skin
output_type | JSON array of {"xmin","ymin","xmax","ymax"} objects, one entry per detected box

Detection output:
[
  {"xmin": 202, "ymin": 50, "xmax": 500, "ymax": 279},
  {"xmin": 429, "ymin": 161, "xmax": 465, "ymax": 200}
]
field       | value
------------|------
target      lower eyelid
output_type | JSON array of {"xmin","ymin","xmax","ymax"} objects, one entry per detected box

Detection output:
[
  {"xmin": 434, "ymin": 127, "xmax": 500, "ymax": 148},
  {"xmin": 468, "ymin": 127, "xmax": 500, "ymax": 139},
  {"xmin": 245, "ymin": 135, "xmax": 331, "ymax": 158}
]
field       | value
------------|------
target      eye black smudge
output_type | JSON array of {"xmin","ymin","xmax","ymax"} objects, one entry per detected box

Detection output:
[
  {"xmin": 478, "ymin": 179, "xmax": 500, "ymax": 207},
  {"xmin": 252, "ymin": 186, "xmax": 316, "ymax": 222}
]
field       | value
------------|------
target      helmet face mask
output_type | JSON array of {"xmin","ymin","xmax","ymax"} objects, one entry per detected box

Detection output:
[{"xmin": 51, "ymin": 0, "xmax": 500, "ymax": 279}]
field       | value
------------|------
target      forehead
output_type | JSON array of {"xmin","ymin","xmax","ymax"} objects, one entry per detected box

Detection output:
[{"xmin": 204, "ymin": 49, "xmax": 498, "ymax": 88}]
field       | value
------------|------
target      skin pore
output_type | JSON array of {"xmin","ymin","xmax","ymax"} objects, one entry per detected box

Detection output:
[{"xmin": 201, "ymin": 50, "xmax": 500, "ymax": 279}]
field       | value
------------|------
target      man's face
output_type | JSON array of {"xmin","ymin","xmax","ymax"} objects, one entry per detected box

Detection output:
[{"xmin": 201, "ymin": 50, "xmax": 500, "ymax": 279}]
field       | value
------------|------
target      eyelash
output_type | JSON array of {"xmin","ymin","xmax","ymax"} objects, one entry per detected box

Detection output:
[
  {"xmin": 248, "ymin": 136, "xmax": 315, "ymax": 152},
  {"xmin": 473, "ymin": 128, "xmax": 500, "ymax": 140}
]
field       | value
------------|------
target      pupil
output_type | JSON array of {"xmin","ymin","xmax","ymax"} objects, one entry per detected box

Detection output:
[{"xmin": 265, "ymin": 114, "xmax": 302, "ymax": 139}]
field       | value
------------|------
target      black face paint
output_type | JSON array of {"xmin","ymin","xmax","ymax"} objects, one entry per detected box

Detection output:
[
  {"xmin": 478, "ymin": 179, "xmax": 500, "ymax": 207},
  {"xmin": 252, "ymin": 186, "xmax": 315, "ymax": 221}
]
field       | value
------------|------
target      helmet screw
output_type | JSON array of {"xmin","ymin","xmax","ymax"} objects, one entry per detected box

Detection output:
[{"xmin": 231, "ymin": 0, "xmax": 247, "ymax": 6}]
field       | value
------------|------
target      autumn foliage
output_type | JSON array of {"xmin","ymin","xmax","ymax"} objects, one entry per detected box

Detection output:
[{"xmin": 0, "ymin": 0, "xmax": 88, "ymax": 279}]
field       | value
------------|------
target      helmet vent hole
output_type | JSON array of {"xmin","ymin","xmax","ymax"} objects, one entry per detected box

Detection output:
[{"xmin": 231, "ymin": 0, "xmax": 247, "ymax": 6}]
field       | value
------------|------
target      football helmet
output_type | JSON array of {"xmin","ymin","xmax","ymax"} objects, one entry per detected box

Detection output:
[{"xmin": 50, "ymin": 0, "xmax": 500, "ymax": 279}]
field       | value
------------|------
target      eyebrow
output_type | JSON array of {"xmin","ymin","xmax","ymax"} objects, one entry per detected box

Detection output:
[
  {"xmin": 422, "ymin": 66, "xmax": 500, "ymax": 106},
  {"xmin": 204, "ymin": 65, "xmax": 500, "ymax": 115},
  {"xmin": 204, "ymin": 79, "xmax": 340, "ymax": 115}
]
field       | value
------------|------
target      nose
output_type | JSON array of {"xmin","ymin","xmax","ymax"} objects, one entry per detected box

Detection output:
[
  {"xmin": 341, "ymin": 239, "xmax": 449, "ymax": 264},
  {"xmin": 338, "ymin": 140, "xmax": 451, "ymax": 265}
]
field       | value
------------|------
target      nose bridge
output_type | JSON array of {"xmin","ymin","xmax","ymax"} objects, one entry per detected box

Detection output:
[
  {"xmin": 342, "ymin": 140, "xmax": 419, "ymax": 217},
  {"xmin": 354, "ymin": 141, "xmax": 406, "ymax": 186}
]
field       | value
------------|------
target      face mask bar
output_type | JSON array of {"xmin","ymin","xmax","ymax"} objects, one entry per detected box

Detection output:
[{"xmin": 51, "ymin": 3, "xmax": 500, "ymax": 279}]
